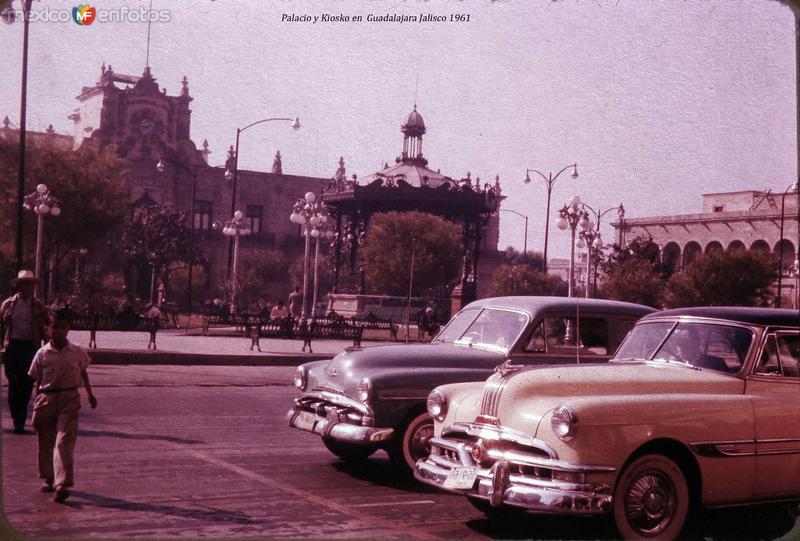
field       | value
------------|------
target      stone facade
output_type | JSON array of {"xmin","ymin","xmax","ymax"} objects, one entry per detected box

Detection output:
[{"xmin": 613, "ymin": 189, "xmax": 799, "ymax": 306}]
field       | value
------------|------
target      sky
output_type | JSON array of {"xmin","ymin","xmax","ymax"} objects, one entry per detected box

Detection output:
[{"xmin": 0, "ymin": 0, "xmax": 797, "ymax": 259}]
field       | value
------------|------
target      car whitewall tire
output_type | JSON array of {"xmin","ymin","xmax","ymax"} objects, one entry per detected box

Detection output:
[
  {"xmin": 613, "ymin": 454, "xmax": 690, "ymax": 541},
  {"xmin": 389, "ymin": 411, "xmax": 434, "ymax": 474}
]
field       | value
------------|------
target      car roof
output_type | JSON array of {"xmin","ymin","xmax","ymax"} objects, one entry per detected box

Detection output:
[
  {"xmin": 642, "ymin": 307, "xmax": 800, "ymax": 327},
  {"xmin": 463, "ymin": 296, "xmax": 656, "ymax": 317}
]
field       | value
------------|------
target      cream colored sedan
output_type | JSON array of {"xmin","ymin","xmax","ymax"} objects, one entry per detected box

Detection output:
[{"xmin": 415, "ymin": 307, "xmax": 799, "ymax": 540}]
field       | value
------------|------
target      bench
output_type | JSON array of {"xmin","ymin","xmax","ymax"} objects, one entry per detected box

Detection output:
[
  {"xmin": 249, "ymin": 317, "xmax": 364, "ymax": 353},
  {"xmin": 352, "ymin": 312, "xmax": 399, "ymax": 341},
  {"xmin": 69, "ymin": 314, "xmax": 160, "ymax": 350}
]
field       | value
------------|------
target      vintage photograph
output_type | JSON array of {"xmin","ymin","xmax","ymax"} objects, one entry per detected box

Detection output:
[{"xmin": 0, "ymin": 0, "xmax": 798, "ymax": 539}]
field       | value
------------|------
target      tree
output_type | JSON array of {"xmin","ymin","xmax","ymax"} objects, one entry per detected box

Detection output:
[
  {"xmin": 120, "ymin": 203, "xmax": 206, "ymax": 302},
  {"xmin": 597, "ymin": 236, "xmax": 672, "ymax": 308},
  {"xmin": 490, "ymin": 265, "xmax": 567, "ymax": 296},
  {"xmin": 360, "ymin": 211, "xmax": 462, "ymax": 296},
  {"xmin": 662, "ymin": 251, "xmax": 778, "ymax": 308},
  {"xmin": 0, "ymin": 138, "xmax": 130, "ymax": 269},
  {"xmin": 502, "ymin": 246, "xmax": 545, "ymax": 270},
  {"xmin": 231, "ymin": 248, "xmax": 289, "ymax": 311}
]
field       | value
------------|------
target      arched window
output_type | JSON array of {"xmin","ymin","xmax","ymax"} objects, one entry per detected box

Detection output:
[
  {"xmin": 751, "ymin": 239, "xmax": 770, "ymax": 255},
  {"xmin": 774, "ymin": 239, "xmax": 797, "ymax": 272},
  {"xmin": 662, "ymin": 242, "xmax": 681, "ymax": 271},
  {"xmin": 727, "ymin": 240, "xmax": 746, "ymax": 254},
  {"xmin": 683, "ymin": 241, "xmax": 702, "ymax": 267},
  {"xmin": 705, "ymin": 241, "xmax": 724, "ymax": 257}
]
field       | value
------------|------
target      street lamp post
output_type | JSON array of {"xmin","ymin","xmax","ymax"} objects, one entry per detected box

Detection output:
[
  {"xmin": 9, "ymin": 0, "xmax": 34, "ymax": 271},
  {"xmin": 776, "ymin": 181, "xmax": 798, "ymax": 308},
  {"xmin": 523, "ymin": 163, "xmax": 579, "ymax": 272},
  {"xmin": 405, "ymin": 238, "xmax": 417, "ymax": 343},
  {"xmin": 157, "ymin": 157, "xmax": 213, "ymax": 314},
  {"xmin": 224, "ymin": 116, "xmax": 300, "ymax": 274},
  {"xmin": 556, "ymin": 195, "xmax": 590, "ymax": 298},
  {"xmin": 308, "ymin": 206, "xmax": 333, "ymax": 319},
  {"xmin": 213, "ymin": 211, "xmax": 251, "ymax": 314},
  {"xmin": 499, "ymin": 208, "xmax": 529, "ymax": 255},
  {"xmin": 23, "ymin": 183, "xmax": 60, "ymax": 299},
  {"xmin": 579, "ymin": 203, "xmax": 625, "ymax": 297},
  {"xmin": 289, "ymin": 193, "xmax": 327, "ymax": 320}
]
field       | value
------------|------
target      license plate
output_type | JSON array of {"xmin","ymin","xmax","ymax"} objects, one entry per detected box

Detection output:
[
  {"xmin": 443, "ymin": 467, "xmax": 479, "ymax": 490},
  {"xmin": 295, "ymin": 411, "xmax": 317, "ymax": 432}
]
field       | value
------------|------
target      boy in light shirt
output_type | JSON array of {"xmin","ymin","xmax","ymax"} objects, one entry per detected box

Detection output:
[{"xmin": 28, "ymin": 312, "xmax": 98, "ymax": 503}]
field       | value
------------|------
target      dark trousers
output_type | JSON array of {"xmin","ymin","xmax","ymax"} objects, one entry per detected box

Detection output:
[{"xmin": 3, "ymin": 340, "xmax": 37, "ymax": 428}]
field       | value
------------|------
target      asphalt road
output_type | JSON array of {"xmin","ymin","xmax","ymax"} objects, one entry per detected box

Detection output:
[{"xmin": 2, "ymin": 365, "xmax": 798, "ymax": 540}]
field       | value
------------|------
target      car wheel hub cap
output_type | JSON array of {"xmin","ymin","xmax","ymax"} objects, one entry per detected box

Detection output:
[
  {"xmin": 625, "ymin": 471, "xmax": 676, "ymax": 535},
  {"xmin": 410, "ymin": 422, "xmax": 434, "ymax": 461}
]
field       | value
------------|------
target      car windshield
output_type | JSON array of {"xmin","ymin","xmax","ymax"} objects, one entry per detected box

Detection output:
[
  {"xmin": 434, "ymin": 307, "xmax": 528, "ymax": 353},
  {"xmin": 614, "ymin": 320, "xmax": 753, "ymax": 374}
]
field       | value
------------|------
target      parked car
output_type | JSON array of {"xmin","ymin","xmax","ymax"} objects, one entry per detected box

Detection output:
[
  {"xmin": 287, "ymin": 296, "xmax": 654, "ymax": 474},
  {"xmin": 415, "ymin": 307, "xmax": 800, "ymax": 540}
]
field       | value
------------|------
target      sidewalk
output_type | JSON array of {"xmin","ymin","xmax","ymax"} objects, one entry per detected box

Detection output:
[{"xmin": 67, "ymin": 328, "xmax": 405, "ymax": 366}]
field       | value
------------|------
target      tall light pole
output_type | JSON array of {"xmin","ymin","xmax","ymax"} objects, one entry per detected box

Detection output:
[
  {"xmin": 776, "ymin": 181, "xmax": 799, "ymax": 308},
  {"xmin": 213, "ymin": 211, "xmax": 251, "ymax": 314},
  {"xmin": 579, "ymin": 203, "xmax": 624, "ymax": 297},
  {"xmin": 23, "ymin": 183, "xmax": 60, "ymax": 299},
  {"xmin": 308, "ymin": 205, "xmax": 333, "ymax": 319},
  {"xmin": 289, "ymin": 192, "xmax": 327, "ymax": 320},
  {"xmin": 405, "ymin": 238, "xmax": 417, "ymax": 343},
  {"xmin": 555, "ymin": 195, "xmax": 590, "ymax": 298},
  {"xmin": 224, "ymin": 116, "xmax": 300, "ymax": 274},
  {"xmin": 499, "ymin": 208, "xmax": 529, "ymax": 255},
  {"xmin": 523, "ymin": 163, "xmax": 579, "ymax": 272},
  {"xmin": 9, "ymin": 0, "xmax": 34, "ymax": 271},
  {"xmin": 156, "ymin": 157, "xmax": 213, "ymax": 314}
]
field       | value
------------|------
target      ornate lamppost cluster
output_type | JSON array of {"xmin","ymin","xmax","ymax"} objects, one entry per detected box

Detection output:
[
  {"xmin": 213, "ymin": 210, "xmax": 251, "ymax": 314},
  {"xmin": 523, "ymin": 163, "xmax": 578, "ymax": 272},
  {"xmin": 577, "ymin": 203, "xmax": 625, "ymax": 298},
  {"xmin": 23, "ymin": 183, "xmax": 61, "ymax": 298},
  {"xmin": 289, "ymin": 192, "xmax": 330, "ymax": 319},
  {"xmin": 555, "ymin": 195, "xmax": 590, "ymax": 298}
]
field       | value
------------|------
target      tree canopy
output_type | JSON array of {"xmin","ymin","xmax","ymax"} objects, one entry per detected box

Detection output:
[
  {"xmin": 360, "ymin": 211, "xmax": 462, "ymax": 296},
  {"xmin": 490, "ymin": 265, "xmax": 567, "ymax": 297},
  {"xmin": 597, "ymin": 237, "xmax": 673, "ymax": 308},
  {"xmin": 0, "ymin": 139, "xmax": 130, "ymax": 267},
  {"xmin": 662, "ymin": 250, "xmax": 778, "ymax": 307}
]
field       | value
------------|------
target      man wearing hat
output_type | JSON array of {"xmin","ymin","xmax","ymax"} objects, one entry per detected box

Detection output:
[{"xmin": 1, "ymin": 270, "xmax": 47, "ymax": 433}]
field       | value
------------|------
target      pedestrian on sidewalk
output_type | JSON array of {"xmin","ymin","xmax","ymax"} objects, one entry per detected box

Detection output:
[
  {"xmin": 28, "ymin": 311, "xmax": 97, "ymax": 503},
  {"xmin": 0, "ymin": 270, "xmax": 47, "ymax": 434},
  {"xmin": 287, "ymin": 286, "xmax": 302, "ymax": 319}
]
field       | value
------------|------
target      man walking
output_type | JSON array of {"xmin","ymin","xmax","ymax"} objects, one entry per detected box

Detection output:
[
  {"xmin": 1, "ymin": 270, "xmax": 47, "ymax": 434},
  {"xmin": 287, "ymin": 286, "xmax": 303, "ymax": 319}
]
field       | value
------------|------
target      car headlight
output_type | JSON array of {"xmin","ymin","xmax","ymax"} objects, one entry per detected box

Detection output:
[
  {"xmin": 293, "ymin": 367, "xmax": 307, "ymax": 391},
  {"xmin": 427, "ymin": 388, "xmax": 447, "ymax": 421},
  {"xmin": 356, "ymin": 378, "xmax": 372, "ymax": 402},
  {"xmin": 551, "ymin": 404, "xmax": 578, "ymax": 441}
]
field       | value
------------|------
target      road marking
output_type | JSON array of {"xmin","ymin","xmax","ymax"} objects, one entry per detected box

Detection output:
[
  {"xmin": 352, "ymin": 499, "xmax": 436, "ymax": 508},
  {"xmin": 186, "ymin": 449, "xmax": 441, "ymax": 540}
]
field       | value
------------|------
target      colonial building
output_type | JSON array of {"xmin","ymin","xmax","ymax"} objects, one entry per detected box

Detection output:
[
  {"xmin": 4, "ymin": 65, "xmax": 503, "ymax": 311},
  {"xmin": 613, "ymin": 188, "xmax": 799, "ymax": 307}
]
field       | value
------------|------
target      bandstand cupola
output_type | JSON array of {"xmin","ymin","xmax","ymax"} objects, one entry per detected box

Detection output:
[{"xmin": 398, "ymin": 104, "xmax": 428, "ymax": 167}]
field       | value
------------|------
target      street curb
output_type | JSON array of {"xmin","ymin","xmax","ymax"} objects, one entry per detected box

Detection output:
[{"xmin": 86, "ymin": 349, "xmax": 330, "ymax": 366}]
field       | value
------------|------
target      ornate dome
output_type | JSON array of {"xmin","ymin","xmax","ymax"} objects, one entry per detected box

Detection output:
[{"xmin": 401, "ymin": 104, "xmax": 426, "ymax": 137}]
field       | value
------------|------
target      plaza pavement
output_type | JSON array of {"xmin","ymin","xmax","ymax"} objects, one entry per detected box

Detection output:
[{"xmin": 67, "ymin": 327, "xmax": 410, "ymax": 366}]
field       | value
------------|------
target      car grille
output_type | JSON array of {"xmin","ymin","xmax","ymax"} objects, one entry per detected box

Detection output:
[{"xmin": 294, "ymin": 395, "xmax": 369, "ymax": 426}]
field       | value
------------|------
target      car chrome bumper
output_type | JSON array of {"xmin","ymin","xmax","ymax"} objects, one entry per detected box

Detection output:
[
  {"xmin": 414, "ymin": 435, "xmax": 613, "ymax": 515},
  {"xmin": 287, "ymin": 405, "xmax": 394, "ymax": 444}
]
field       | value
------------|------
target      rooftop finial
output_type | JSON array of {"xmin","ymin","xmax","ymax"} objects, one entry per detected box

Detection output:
[
  {"xmin": 181, "ymin": 75, "xmax": 189, "ymax": 97},
  {"xmin": 2, "ymin": 116, "xmax": 10, "ymax": 129},
  {"xmin": 145, "ymin": 0, "xmax": 154, "ymax": 70}
]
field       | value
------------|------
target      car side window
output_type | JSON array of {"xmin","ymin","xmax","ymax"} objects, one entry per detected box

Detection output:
[
  {"xmin": 541, "ymin": 316, "xmax": 609, "ymax": 356},
  {"xmin": 755, "ymin": 333, "xmax": 799, "ymax": 378},
  {"xmin": 767, "ymin": 333, "xmax": 800, "ymax": 378},
  {"xmin": 755, "ymin": 334, "xmax": 781, "ymax": 376},
  {"xmin": 523, "ymin": 321, "xmax": 546, "ymax": 352}
]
